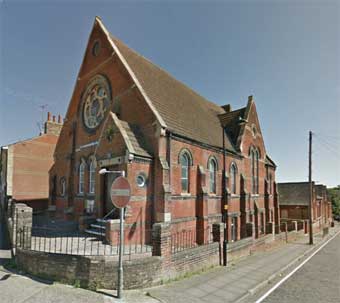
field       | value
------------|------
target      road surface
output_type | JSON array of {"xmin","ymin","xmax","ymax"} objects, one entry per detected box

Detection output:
[{"xmin": 244, "ymin": 232, "xmax": 340, "ymax": 303}]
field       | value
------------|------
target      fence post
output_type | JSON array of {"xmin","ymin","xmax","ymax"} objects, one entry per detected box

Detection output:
[
  {"xmin": 212, "ymin": 223, "xmax": 223, "ymax": 243},
  {"xmin": 152, "ymin": 223, "xmax": 171, "ymax": 260}
]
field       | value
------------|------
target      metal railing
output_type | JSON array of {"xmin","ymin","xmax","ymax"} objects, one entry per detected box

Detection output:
[
  {"xmin": 170, "ymin": 227, "xmax": 213, "ymax": 254},
  {"xmin": 16, "ymin": 226, "xmax": 152, "ymax": 259}
]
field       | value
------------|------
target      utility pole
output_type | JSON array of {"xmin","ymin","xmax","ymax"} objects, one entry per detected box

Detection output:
[{"xmin": 308, "ymin": 131, "xmax": 314, "ymax": 245}]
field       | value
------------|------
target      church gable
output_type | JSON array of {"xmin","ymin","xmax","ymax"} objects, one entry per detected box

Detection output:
[
  {"xmin": 54, "ymin": 17, "xmax": 159, "ymax": 159},
  {"xmin": 239, "ymin": 96, "xmax": 267, "ymax": 159}
]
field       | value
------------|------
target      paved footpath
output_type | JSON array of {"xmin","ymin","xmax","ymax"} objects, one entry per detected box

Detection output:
[
  {"xmin": 148, "ymin": 225, "xmax": 340, "ymax": 303},
  {"xmin": 0, "ymin": 266, "xmax": 159, "ymax": 303}
]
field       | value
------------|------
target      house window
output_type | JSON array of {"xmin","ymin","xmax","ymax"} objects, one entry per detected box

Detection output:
[
  {"xmin": 89, "ymin": 157, "xmax": 96, "ymax": 194},
  {"xmin": 60, "ymin": 177, "xmax": 66, "ymax": 197},
  {"xmin": 208, "ymin": 158, "xmax": 217, "ymax": 193},
  {"xmin": 136, "ymin": 174, "xmax": 146, "ymax": 188},
  {"xmin": 79, "ymin": 161, "xmax": 85, "ymax": 194},
  {"xmin": 180, "ymin": 152, "xmax": 190, "ymax": 193},
  {"xmin": 230, "ymin": 163, "xmax": 237, "ymax": 194},
  {"xmin": 251, "ymin": 148, "xmax": 259, "ymax": 194}
]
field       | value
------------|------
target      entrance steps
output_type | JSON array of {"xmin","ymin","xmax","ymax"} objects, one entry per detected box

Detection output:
[{"xmin": 85, "ymin": 218, "xmax": 107, "ymax": 237}]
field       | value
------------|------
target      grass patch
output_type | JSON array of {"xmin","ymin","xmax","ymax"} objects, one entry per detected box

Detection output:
[{"xmin": 4, "ymin": 258, "xmax": 17, "ymax": 270}]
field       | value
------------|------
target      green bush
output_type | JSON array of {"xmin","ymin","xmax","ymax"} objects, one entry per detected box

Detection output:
[{"xmin": 328, "ymin": 186, "xmax": 340, "ymax": 216}]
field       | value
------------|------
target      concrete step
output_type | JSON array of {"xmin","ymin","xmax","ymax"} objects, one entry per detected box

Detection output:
[
  {"xmin": 96, "ymin": 219, "xmax": 108, "ymax": 224},
  {"xmin": 84, "ymin": 229, "xmax": 105, "ymax": 237},
  {"xmin": 90, "ymin": 224, "xmax": 106, "ymax": 230}
]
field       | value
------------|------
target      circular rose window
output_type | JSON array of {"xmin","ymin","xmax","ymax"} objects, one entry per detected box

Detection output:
[{"xmin": 82, "ymin": 75, "xmax": 111, "ymax": 130}]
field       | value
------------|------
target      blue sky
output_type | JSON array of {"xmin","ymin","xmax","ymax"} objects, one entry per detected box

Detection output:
[{"xmin": 1, "ymin": 0, "xmax": 339, "ymax": 187}]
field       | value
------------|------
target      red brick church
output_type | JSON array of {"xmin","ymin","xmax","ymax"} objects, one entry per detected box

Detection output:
[{"xmin": 49, "ymin": 17, "xmax": 279, "ymax": 245}]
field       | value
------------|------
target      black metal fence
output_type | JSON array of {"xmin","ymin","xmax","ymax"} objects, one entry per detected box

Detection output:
[
  {"xmin": 16, "ymin": 226, "xmax": 152, "ymax": 259},
  {"xmin": 170, "ymin": 227, "xmax": 213, "ymax": 254}
]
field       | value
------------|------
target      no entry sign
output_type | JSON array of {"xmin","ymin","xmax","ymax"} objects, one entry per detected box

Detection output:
[{"xmin": 110, "ymin": 176, "xmax": 131, "ymax": 208}]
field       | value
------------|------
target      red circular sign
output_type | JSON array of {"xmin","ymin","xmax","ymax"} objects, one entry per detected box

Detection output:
[{"xmin": 110, "ymin": 176, "xmax": 131, "ymax": 208}]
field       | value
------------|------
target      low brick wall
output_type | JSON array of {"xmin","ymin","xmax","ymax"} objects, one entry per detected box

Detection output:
[
  {"xmin": 16, "ymin": 249, "xmax": 162, "ymax": 290},
  {"xmin": 15, "ymin": 221, "xmax": 310, "ymax": 291},
  {"xmin": 169, "ymin": 242, "xmax": 220, "ymax": 279}
]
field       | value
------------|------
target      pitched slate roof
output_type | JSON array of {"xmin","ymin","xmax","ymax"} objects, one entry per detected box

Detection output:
[
  {"xmin": 278, "ymin": 182, "xmax": 311, "ymax": 206},
  {"xmin": 218, "ymin": 107, "xmax": 246, "ymax": 145},
  {"xmin": 120, "ymin": 121, "xmax": 152, "ymax": 158},
  {"xmin": 110, "ymin": 35, "xmax": 236, "ymax": 153},
  {"xmin": 265, "ymin": 155, "xmax": 277, "ymax": 167}
]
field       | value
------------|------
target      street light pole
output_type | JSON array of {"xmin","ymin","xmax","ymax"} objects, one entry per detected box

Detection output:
[
  {"xmin": 222, "ymin": 126, "xmax": 228, "ymax": 266},
  {"xmin": 98, "ymin": 168, "xmax": 125, "ymax": 298}
]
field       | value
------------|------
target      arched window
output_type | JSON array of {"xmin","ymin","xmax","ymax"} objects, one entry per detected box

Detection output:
[
  {"xmin": 230, "ymin": 163, "xmax": 237, "ymax": 194},
  {"xmin": 89, "ymin": 157, "xmax": 96, "ymax": 194},
  {"xmin": 60, "ymin": 177, "xmax": 66, "ymax": 197},
  {"xmin": 180, "ymin": 152, "xmax": 190, "ymax": 193},
  {"xmin": 79, "ymin": 160, "xmax": 85, "ymax": 194},
  {"xmin": 255, "ymin": 150, "xmax": 259, "ymax": 194},
  {"xmin": 250, "ymin": 148, "xmax": 259, "ymax": 194},
  {"xmin": 251, "ymin": 149, "xmax": 255, "ymax": 194},
  {"xmin": 208, "ymin": 158, "xmax": 217, "ymax": 193},
  {"xmin": 269, "ymin": 173, "xmax": 273, "ymax": 194}
]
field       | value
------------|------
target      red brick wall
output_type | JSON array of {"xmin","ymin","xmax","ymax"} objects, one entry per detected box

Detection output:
[{"xmin": 12, "ymin": 134, "xmax": 58, "ymax": 208}]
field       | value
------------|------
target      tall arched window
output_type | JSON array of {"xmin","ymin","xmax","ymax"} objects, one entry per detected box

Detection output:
[
  {"xmin": 251, "ymin": 149, "xmax": 255, "ymax": 194},
  {"xmin": 208, "ymin": 158, "xmax": 217, "ymax": 193},
  {"xmin": 60, "ymin": 177, "xmax": 66, "ymax": 197},
  {"xmin": 79, "ymin": 160, "xmax": 85, "ymax": 194},
  {"xmin": 269, "ymin": 173, "xmax": 272, "ymax": 194},
  {"xmin": 180, "ymin": 152, "xmax": 190, "ymax": 193},
  {"xmin": 89, "ymin": 157, "xmax": 96, "ymax": 194},
  {"xmin": 230, "ymin": 163, "xmax": 237, "ymax": 194},
  {"xmin": 255, "ymin": 150, "xmax": 259, "ymax": 194}
]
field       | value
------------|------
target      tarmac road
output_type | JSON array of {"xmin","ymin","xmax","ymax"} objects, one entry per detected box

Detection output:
[{"xmin": 244, "ymin": 232, "xmax": 340, "ymax": 303}]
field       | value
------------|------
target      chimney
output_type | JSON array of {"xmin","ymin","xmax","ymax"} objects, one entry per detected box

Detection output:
[
  {"xmin": 44, "ymin": 112, "xmax": 63, "ymax": 136},
  {"xmin": 221, "ymin": 104, "xmax": 232, "ymax": 112}
]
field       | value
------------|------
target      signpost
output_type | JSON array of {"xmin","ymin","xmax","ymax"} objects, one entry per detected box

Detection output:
[{"xmin": 110, "ymin": 174, "xmax": 131, "ymax": 299}]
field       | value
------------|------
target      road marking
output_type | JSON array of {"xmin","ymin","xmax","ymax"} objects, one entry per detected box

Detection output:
[{"xmin": 255, "ymin": 230, "xmax": 340, "ymax": 303}]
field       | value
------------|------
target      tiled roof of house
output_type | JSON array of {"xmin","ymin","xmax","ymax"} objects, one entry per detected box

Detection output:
[
  {"xmin": 277, "ymin": 182, "xmax": 311, "ymax": 206},
  {"xmin": 110, "ymin": 35, "xmax": 236, "ymax": 153}
]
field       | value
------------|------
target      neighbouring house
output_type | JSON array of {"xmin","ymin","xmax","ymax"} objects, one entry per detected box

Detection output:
[
  {"xmin": 0, "ymin": 113, "xmax": 62, "ymax": 213},
  {"xmin": 49, "ymin": 17, "xmax": 279, "ymax": 246},
  {"xmin": 277, "ymin": 182, "xmax": 332, "ymax": 226}
]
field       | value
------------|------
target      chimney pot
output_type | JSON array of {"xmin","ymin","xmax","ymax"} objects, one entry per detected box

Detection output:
[
  {"xmin": 58, "ymin": 115, "xmax": 62, "ymax": 124},
  {"xmin": 52, "ymin": 115, "xmax": 56, "ymax": 122},
  {"xmin": 47, "ymin": 112, "xmax": 51, "ymax": 121}
]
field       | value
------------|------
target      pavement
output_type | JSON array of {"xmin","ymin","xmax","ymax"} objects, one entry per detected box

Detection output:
[
  {"xmin": 0, "ymin": 221, "xmax": 339, "ymax": 303},
  {"xmin": 147, "ymin": 224, "xmax": 340, "ymax": 303}
]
